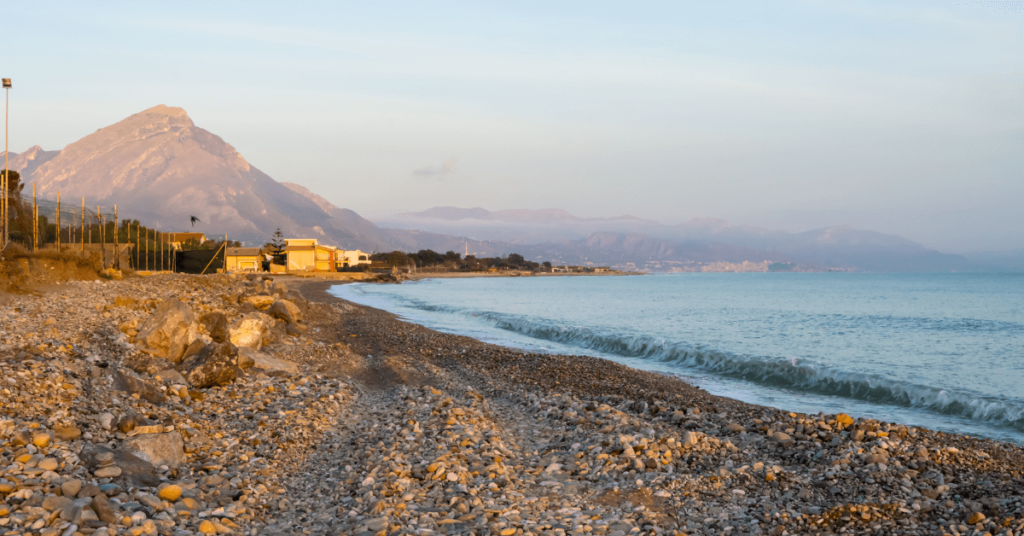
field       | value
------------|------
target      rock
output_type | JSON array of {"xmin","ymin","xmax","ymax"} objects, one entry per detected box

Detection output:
[
  {"xmin": 242, "ymin": 295, "xmax": 275, "ymax": 310},
  {"xmin": 120, "ymin": 432, "xmax": 186, "ymax": 468},
  {"xmin": 11, "ymin": 430, "xmax": 31, "ymax": 447},
  {"xmin": 850, "ymin": 430, "xmax": 865, "ymax": 442},
  {"xmin": 771, "ymin": 432, "xmax": 793, "ymax": 447},
  {"xmin": 178, "ymin": 342, "xmax": 243, "ymax": 388},
  {"xmin": 80, "ymin": 445, "xmax": 159, "ymax": 487},
  {"xmin": 134, "ymin": 298, "xmax": 197, "ymax": 362},
  {"xmin": 62, "ymin": 479, "xmax": 83, "ymax": 498},
  {"xmin": 116, "ymin": 413, "xmax": 147, "ymax": 434},
  {"xmin": 60, "ymin": 503, "xmax": 84, "ymax": 523},
  {"xmin": 229, "ymin": 315, "xmax": 270, "ymax": 350},
  {"xmin": 54, "ymin": 425, "xmax": 82, "ymax": 441},
  {"xmin": 835, "ymin": 413, "xmax": 854, "ymax": 426},
  {"xmin": 726, "ymin": 423, "xmax": 745, "ymax": 433},
  {"xmin": 94, "ymin": 466, "xmax": 122, "ymax": 478},
  {"xmin": 238, "ymin": 347, "xmax": 299, "ymax": 374},
  {"xmin": 198, "ymin": 520, "xmax": 217, "ymax": 535},
  {"xmin": 968, "ymin": 512, "xmax": 985, "ymax": 524},
  {"xmin": 112, "ymin": 370, "xmax": 166, "ymax": 405},
  {"xmin": 38, "ymin": 457, "xmax": 59, "ymax": 471},
  {"xmin": 199, "ymin": 312, "xmax": 230, "ymax": 343},
  {"xmin": 157, "ymin": 484, "xmax": 182, "ymax": 502},
  {"xmin": 156, "ymin": 368, "xmax": 188, "ymax": 385},
  {"xmin": 180, "ymin": 339, "xmax": 207, "ymax": 361},
  {"xmin": 124, "ymin": 355, "xmax": 170, "ymax": 376},
  {"xmin": 267, "ymin": 299, "xmax": 302, "ymax": 324},
  {"xmin": 32, "ymin": 432, "xmax": 51, "ymax": 448},
  {"xmin": 99, "ymin": 413, "xmax": 115, "ymax": 430},
  {"xmin": 865, "ymin": 452, "xmax": 888, "ymax": 465},
  {"xmin": 681, "ymin": 431, "xmax": 699, "ymax": 448},
  {"xmin": 43, "ymin": 495, "xmax": 73, "ymax": 512},
  {"xmin": 88, "ymin": 494, "xmax": 120, "ymax": 525}
]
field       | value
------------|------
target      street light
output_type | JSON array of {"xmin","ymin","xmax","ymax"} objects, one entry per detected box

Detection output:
[{"xmin": 3, "ymin": 78, "xmax": 10, "ymax": 248}]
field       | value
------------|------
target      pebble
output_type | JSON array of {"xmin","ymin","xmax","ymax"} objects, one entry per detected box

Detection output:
[{"xmin": 0, "ymin": 273, "xmax": 1022, "ymax": 536}]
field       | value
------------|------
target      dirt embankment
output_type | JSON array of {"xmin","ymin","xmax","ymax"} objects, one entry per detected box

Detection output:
[{"xmin": 0, "ymin": 245, "xmax": 105, "ymax": 294}]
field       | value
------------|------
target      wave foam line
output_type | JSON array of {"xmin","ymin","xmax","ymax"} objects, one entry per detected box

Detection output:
[{"xmin": 477, "ymin": 311, "xmax": 1024, "ymax": 431}]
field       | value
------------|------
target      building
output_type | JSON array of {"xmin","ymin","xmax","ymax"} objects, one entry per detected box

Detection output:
[
  {"xmin": 315, "ymin": 244, "xmax": 337, "ymax": 272},
  {"xmin": 284, "ymin": 238, "xmax": 337, "ymax": 272},
  {"xmin": 161, "ymin": 232, "xmax": 207, "ymax": 250},
  {"xmin": 336, "ymin": 249, "xmax": 371, "ymax": 269},
  {"xmin": 225, "ymin": 247, "xmax": 265, "ymax": 272}
]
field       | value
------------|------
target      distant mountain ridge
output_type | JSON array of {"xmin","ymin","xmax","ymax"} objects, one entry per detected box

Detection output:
[
  {"xmin": 378, "ymin": 206, "xmax": 976, "ymax": 271},
  {"xmin": 1, "ymin": 106, "xmax": 992, "ymax": 271}
]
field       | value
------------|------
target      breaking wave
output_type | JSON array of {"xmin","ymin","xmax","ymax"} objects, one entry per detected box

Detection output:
[
  {"xmin": 334, "ymin": 283, "xmax": 1024, "ymax": 435},
  {"xmin": 475, "ymin": 311, "xmax": 1024, "ymax": 431}
]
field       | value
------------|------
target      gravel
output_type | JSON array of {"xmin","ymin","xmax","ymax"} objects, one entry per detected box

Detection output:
[{"xmin": 1, "ymin": 273, "xmax": 1022, "ymax": 536}]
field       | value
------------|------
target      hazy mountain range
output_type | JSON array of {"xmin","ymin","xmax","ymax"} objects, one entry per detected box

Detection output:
[
  {"xmin": 1, "ymin": 105, "xmax": 1014, "ymax": 271},
  {"xmin": 377, "ymin": 208, "xmax": 980, "ymax": 272}
]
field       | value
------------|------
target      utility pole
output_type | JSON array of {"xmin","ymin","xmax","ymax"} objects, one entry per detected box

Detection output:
[
  {"xmin": 2, "ymin": 78, "xmax": 10, "ymax": 248},
  {"xmin": 56, "ymin": 192, "xmax": 61, "ymax": 251},
  {"xmin": 113, "ymin": 205, "xmax": 119, "ymax": 269}
]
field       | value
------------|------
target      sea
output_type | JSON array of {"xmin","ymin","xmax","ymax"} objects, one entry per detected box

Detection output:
[{"xmin": 330, "ymin": 273, "xmax": 1024, "ymax": 443}]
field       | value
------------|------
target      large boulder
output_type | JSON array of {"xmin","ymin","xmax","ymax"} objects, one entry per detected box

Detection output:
[
  {"xmin": 198, "ymin": 312, "xmax": 230, "ymax": 343},
  {"xmin": 267, "ymin": 299, "xmax": 302, "ymax": 325},
  {"xmin": 120, "ymin": 432, "xmax": 186, "ymax": 468},
  {"xmin": 229, "ymin": 314, "xmax": 272, "ymax": 350},
  {"xmin": 134, "ymin": 299, "xmax": 197, "ymax": 362},
  {"xmin": 178, "ymin": 342, "xmax": 243, "ymax": 388}
]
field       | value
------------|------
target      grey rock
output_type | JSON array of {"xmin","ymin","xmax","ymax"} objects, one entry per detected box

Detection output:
[
  {"xmin": 120, "ymin": 432, "xmax": 187, "ymax": 468},
  {"xmin": 199, "ymin": 312, "xmax": 230, "ymax": 343},
  {"xmin": 178, "ymin": 342, "xmax": 243, "ymax": 388},
  {"xmin": 267, "ymin": 299, "xmax": 302, "ymax": 325},
  {"xmin": 135, "ymin": 298, "xmax": 197, "ymax": 362},
  {"xmin": 112, "ymin": 370, "xmax": 166, "ymax": 405}
]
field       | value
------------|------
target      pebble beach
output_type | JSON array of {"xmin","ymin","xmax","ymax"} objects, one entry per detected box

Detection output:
[{"xmin": 1, "ymin": 273, "xmax": 1023, "ymax": 536}]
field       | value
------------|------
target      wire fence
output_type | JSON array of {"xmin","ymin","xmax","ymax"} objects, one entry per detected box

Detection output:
[{"xmin": 2, "ymin": 196, "xmax": 229, "ymax": 272}]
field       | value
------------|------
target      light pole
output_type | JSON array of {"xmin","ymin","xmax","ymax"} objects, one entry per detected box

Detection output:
[{"xmin": 3, "ymin": 78, "xmax": 10, "ymax": 248}]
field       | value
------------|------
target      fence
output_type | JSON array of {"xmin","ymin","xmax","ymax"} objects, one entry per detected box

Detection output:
[{"xmin": 1, "ymin": 192, "xmax": 228, "ymax": 273}]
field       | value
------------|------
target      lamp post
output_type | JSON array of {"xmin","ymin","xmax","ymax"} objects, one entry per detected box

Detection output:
[{"xmin": 3, "ymin": 78, "xmax": 10, "ymax": 248}]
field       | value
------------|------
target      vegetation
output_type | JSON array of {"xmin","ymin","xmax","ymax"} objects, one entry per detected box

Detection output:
[
  {"xmin": 369, "ymin": 249, "xmax": 548, "ymax": 272},
  {"xmin": 263, "ymin": 227, "xmax": 286, "ymax": 264}
]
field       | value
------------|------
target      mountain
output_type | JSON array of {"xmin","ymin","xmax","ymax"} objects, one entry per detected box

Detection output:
[
  {"xmin": 7, "ymin": 105, "xmax": 426, "ymax": 251},
  {"xmin": 377, "ymin": 206, "xmax": 975, "ymax": 271},
  {"xmin": 2, "ymin": 146, "xmax": 61, "ymax": 177},
  {"xmin": 5, "ymin": 106, "xmax": 986, "ymax": 271},
  {"xmin": 5, "ymin": 105, "xmax": 542, "ymax": 256}
]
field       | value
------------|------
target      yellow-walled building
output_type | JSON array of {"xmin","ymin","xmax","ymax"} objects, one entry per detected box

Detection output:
[
  {"xmin": 226, "ymin": 247, "xmax": 265, "ymax": 272},
  {"xmin": 285, "ymin": 238, "xmax": 336, "ymax": 272}
]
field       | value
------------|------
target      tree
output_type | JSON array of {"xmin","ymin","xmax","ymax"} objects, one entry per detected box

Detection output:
[
  {"xmin": 263, "ymin": 227, "xmax": 287, "ymax": 264},
  {"xmin": 1, "ymin": 170, "xmax": 31, "ymax": 242},
  {"xmin": 270, "ymin": 227, "xmax": 285, "ymax": 252}
]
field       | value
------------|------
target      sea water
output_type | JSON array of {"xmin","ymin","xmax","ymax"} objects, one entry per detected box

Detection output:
[{"xmin": 330, "ymin": 273, "xmax": 1024, "ymax": 443}]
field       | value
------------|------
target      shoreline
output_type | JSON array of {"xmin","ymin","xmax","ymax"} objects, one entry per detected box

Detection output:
[
  {"xmin": 0, "ymin": 273, "xmax": 1021, "ymax": 536},
  {"xmin": 293, "ymin": 278, "xmax": 1024, "ymax": 536}
]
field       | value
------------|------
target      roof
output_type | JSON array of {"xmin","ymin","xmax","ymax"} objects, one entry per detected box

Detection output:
[
  {"xmin": 226, "ymin": 247, "xmax": 263, "ymax": 256},
  {"xmin": 285, "ymin": 246, "xmax": 316, "ymax": 252},
  {"xmin": 284, "ymin": 238, "xmax": 319, "ymax": 246},
  {"xmin": 162, "ymin": 232, "xmax": 206, "ymax": 242}
]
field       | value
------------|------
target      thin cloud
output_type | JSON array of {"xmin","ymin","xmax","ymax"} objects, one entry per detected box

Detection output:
[{"xmin": 413, "ymin": 157, "xmax": 459, "ymax": 178}]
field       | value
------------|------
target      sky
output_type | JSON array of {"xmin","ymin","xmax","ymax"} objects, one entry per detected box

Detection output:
[{"xmin": 3, "ymin": 1, "xmax": 1023, "ymax": 253}]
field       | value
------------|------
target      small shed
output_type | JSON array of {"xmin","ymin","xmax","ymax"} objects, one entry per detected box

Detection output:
[{"xmin": 226, "ymin": 247, "xmax": 265, "ymax": 272}]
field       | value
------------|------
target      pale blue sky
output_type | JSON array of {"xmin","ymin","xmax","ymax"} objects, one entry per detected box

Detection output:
[{"xmin": 4, "ymin": 1, "xmax": 1023, "ymax": 252}]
